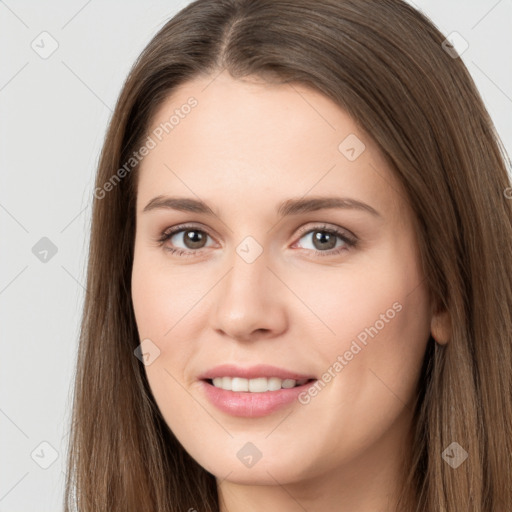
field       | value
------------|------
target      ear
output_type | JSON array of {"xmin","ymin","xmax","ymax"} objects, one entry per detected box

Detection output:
[{"xmin": 430, "ymin": 307, "xmax": 451, "ymax": 345}]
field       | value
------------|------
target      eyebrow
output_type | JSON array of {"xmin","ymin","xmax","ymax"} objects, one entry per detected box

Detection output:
[{"xmin": 142, "ymin": 195, "xmax": 381, "ymax": 218}]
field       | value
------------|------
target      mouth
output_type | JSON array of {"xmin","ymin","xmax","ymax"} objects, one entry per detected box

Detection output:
[
  {"xmin": 197, "ymin": 364, "xmax": 317, "ymax": 416},
  {"xmin": 199, "ymin": 376, "xmax": 318, "ymax": 417}
]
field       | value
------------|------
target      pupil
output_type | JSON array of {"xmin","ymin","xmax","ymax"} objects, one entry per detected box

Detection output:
[
  {"xmin": 185, "ymin": 230, "xmax": 206, "ymax": 249},
  {"xmin": 314, "ymin": 231, "xmax": 336, "ymax": 250}
]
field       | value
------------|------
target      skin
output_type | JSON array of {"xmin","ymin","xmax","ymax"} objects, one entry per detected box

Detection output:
[{"xmin": 131, "ymin": 70, "xmax": 450, "ymax": 512}]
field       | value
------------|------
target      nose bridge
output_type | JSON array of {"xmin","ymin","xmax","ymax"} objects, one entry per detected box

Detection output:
[
  {"xmin": 222, "ymin": 241, "xmax": 271, "ymax": 304},
  {"xmin": 210, "ymin": 239, "xmax": 286, "ymax": 339}
]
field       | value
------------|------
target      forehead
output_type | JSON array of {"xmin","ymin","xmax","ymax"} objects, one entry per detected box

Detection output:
[
  {"xmin": 145, "ymin": 71, "xmax": 364, "ymax": 159},
  {"xmin": 136, "ymin": 71, "xmax": 409, "ymax": 223}
]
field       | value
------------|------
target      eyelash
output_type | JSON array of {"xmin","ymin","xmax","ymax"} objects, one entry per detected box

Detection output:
[{"xmin": 156, "ymin": 223, "xmax": 357, "ymax": 258}]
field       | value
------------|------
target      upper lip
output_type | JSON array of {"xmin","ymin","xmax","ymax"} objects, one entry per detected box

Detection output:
[{"xmin": 198, "ymin": 364, "xmax": 316, "ymax": 381}]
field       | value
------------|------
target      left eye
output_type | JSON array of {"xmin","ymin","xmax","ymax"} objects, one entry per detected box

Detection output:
[{"xmin": 295, "ymin": 227, "xmax": 354, "ymax": 253}]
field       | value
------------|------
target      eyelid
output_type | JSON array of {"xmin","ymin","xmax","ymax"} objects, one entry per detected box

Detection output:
[
  {"xmin": 158, "ymin": 222, "xmax": 217, "ymax": 245},
  {"xmin": 294, "ymin": 222, "xmax": 356, "ymax": 242}
]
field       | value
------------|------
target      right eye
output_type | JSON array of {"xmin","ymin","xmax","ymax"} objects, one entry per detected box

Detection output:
[{"xmin": 157, "ymin": 224, "xmax": 216, "ymax": 256}]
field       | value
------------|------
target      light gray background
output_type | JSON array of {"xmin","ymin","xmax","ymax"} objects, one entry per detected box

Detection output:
[{"xmin": 1, "ymin": 1, "xmax": 511, "ymax": 510}]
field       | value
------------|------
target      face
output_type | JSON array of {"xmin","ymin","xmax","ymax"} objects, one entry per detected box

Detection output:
[{"xmin": 131, "ymin": 71, "xmax": 436, "ymax": 490}]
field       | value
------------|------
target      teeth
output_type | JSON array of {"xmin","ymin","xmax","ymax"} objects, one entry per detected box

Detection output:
[
  {"xmin": 232, "ymin": 377, "xmax": 248, "ymax": 392},
  {"xmin": 211, "ymin": 377, "xmax": 309, "ymax": 392},
  {"xmin": 221, "ymin": 376, "xmax": 231, "ymax": 390}
]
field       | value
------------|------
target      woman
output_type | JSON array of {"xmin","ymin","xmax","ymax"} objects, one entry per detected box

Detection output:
[{"xmin": 64, "ymin": 0, "xmax": 512, "ymax": 510}]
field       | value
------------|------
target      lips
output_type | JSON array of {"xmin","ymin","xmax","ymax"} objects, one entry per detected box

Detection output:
[
  {"xmin": 197, "ymin": 364, "xmax": 318, "ymax": 417},
  {"xmin": 197, "ymin": 363, "xmax": 316, "ymax": 381}
]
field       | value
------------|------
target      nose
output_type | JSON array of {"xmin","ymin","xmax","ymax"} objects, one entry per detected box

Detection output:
[{"xmin": 210, "ymin": 247, "xmax": 288, "ymax": 342}]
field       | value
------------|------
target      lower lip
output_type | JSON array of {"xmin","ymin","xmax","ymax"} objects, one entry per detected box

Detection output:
[{"xmin": 200, "ymin": 379, "xmax": 317, "ymax": 418}]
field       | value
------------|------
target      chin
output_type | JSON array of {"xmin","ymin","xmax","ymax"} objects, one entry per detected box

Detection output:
[{"xmin": 192, "ymin": 445, "xmax": 317, "ymax": 486}]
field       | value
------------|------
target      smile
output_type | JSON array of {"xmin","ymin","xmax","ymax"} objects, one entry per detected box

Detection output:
[{"xmin": 200, "ymin": 378, "xmax": 317, "ymax": 417}]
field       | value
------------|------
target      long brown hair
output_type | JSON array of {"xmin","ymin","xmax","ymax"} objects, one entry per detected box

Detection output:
[{"xmin": 64, "ymin": 1, "xmax": 512, "ymax": 510}]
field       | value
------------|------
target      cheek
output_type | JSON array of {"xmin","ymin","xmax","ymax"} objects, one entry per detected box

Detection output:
[
  {"xmin": 326, "ymin": 258, "xmax": 431, "ymax": 412},
  {"xmin": 131, "ymin": 250, "xmax": 212, "ymax": 393},
  {"xmin": 131, "ymin": 249, "xmax": 204, "ymax": 340},
  {"xmin": 304, "ymin": 245, "xmax": 431, "ymax": 412},
  {"xmin": 131, "ymin": 254, "xmax": 201, "ymax": 438},
  {"xmin": 293, "ymin": 261, "xmax": 431, "ymax": 461},
  {"xmin": 302, "ymin": 251, "xmax": 430, "ymax": 352},
  {"xmin": 131, "ymin": 247, "xmax": 161, "ymax": 337}
]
